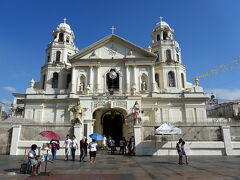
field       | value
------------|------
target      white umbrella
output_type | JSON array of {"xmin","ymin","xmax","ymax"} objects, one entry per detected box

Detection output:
[{"xmin": 155, "ymin": 122, "xmax": 181, "ymax": 135}]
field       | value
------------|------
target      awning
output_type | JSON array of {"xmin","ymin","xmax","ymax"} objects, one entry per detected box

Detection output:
[{"xmin": 155, "ymin": 122, "xmax": 182, "ymax": 135}]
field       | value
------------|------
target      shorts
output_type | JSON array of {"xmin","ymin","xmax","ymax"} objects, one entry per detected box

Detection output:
[
  {"xmin": 180, "ymin": 151, "xmax": 186, "ymax": 156},
  {"xmin": 29, "ymin": 158, "xmax": 38, "ymax": 166},
  {"xmin": 89, "ymin": 151, "xmax": 96, "ymax": 157}
]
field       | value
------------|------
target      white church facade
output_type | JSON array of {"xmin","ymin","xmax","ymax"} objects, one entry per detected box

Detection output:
[{"xmin": 11, "ymin": 18, "xmax": 224, "ymax": 156}]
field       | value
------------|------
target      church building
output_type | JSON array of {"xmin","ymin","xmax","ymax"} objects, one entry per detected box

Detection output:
[{"xmin": 12, "ymin": 18, "xmax": 208, "ymax": 155}]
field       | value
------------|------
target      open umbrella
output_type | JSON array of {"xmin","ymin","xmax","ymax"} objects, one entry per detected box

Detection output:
[
  {"xmin": 39, "ymin": 131, "xmax": 60, "ymax": 140},
  {"xmin": 89, "ymin": 133, "xmax": 103, "ymax": 140}
]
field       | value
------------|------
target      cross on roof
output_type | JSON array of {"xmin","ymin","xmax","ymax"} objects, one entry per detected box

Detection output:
[
  {"xmin": 110, "ymin": 26, "xmax": 116, "ymax": 34},
  {"xmin": 63, "ymin": 18, "xmax": 67, "ymax": 24}
]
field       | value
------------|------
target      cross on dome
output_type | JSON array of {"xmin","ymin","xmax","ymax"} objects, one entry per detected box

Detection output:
[
  {"xmin": 63, "ymin": 18, "xmax": 67, "ymax": 24},
  {"xmin": 159, "ymin": 16, "xmax": 163, "ymax": 22},
  {"xmin": 110, "ymin": 26, "xmax": 116, "ymax": 34}
]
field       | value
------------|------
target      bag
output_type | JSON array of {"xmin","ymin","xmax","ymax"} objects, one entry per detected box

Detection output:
[
  {"xmin": 20, "ymin": 163, "xmax": 28, "ymax": 174},
  {"xmin": 56, "ymin": 144, "xmax": 60, "ymax": 150}
]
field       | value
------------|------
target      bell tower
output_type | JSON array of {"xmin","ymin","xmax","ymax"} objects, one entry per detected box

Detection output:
[
  {"xmin": 150, "ymin": 17, "xmax": 186, "ymax": 91},
  {"xmin": 40, "ymin": 18, "xmax": 78, "ymax": 93}
]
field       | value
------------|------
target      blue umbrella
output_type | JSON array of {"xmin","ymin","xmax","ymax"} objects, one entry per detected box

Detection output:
[{"xmin": 89, "ymin": 133, "xmax": 103, "ymax": 140}]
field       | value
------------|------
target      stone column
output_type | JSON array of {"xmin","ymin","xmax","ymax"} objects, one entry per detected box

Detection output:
[
  {"xmin": 125, "ymin": 65, "xmax": 130, "ymax": 93},
  {"xmin": 96, "ymin": 65, "xmax": 100, "ymax": 92},
  {"xmin": 133, "ymin": 65, "xmax": 137, "ymax": 87},
  {"xmin": 71, "ymin": 67, "xmax": 76, "ymax": 93},
  {"xmin": 89, "ymin": 66, "xmax": 93, "ymax": 92},
  {"xmin": 221, "ymin": 126, "xmax": 232, "ymax": 156},
  {"xmin": 10, "ymin": 125, "xmax": 22, "ymax": 155},
  {"xmin": 74, "ymin": 125, "xmax": 83, "ymax": 155},
  {"xmin": 151, "ymin": 65, "xmax": 156, "ymax": 92},
  {"xmin": 133, "ymin": 125, "xmax": 142, "ymax": 155}
]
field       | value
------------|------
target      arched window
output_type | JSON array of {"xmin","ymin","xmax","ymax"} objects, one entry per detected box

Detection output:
[
  {"xmin": 56, "ymin": 51, "xmax": 61, "ymax": 62},
  {"xmin": 106, "ymin": 69, "xmax": 119, "ymax": 94},
  {"xmin": 47, "ymin": 54, "xmax": 50, "ymax": 62},
  {"xmin": 166, "ymin": 49, "xmax": 172, "ymax": 61},
  {"xmin": 155, "ymin": 73, "xmax": 160, "ymax": 87},
  {"xmin": 168, "ymin": 71, "xmax": 175, "ymax": 87},
  {"xmin": 42, "ymin": 74, "xmax": 46, "ymax": 89},
  {"xmin": 163, "ymin": 31, "xmax": 168, "ymax": 40},
  {"xmin": 66, "ymin": 36, "xmax": 70, "ymax": 43},
  {"xmin": 181, "ymin": 73, "xmax": 185, "ymax": 88},
  {"xmin": 66, "ymin": 74, "xmax": 71, "ymax": 89},
  {"xmin": 157, "ymin": 34, "xmax": 160, "ymax": 41},
  {"xmin": 52, "ymin": 72, "xmax": 58, "ymax": 88},
  {"xmin": 177, "ymin": 54, "xmax": 180, "ymax": 62},
  {"xmin": 141, "ymin": 73, "xmax": 148, "ymax": 91},
  {"xmin": 59, "ymin": 33, "xmax": 64, "ymax": 42}
]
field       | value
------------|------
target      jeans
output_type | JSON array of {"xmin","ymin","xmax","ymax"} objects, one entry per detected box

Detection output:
[
  {"xmin": 80, "ymin": 148, "xmax": 87, "ymax": 161},
  {"xmin": 51, "ymin": 148, "xmax": 57, "ymax": 160},
  {"xmin": 71, "ymin": 147, "xmax": 76, "ymax": 160}
]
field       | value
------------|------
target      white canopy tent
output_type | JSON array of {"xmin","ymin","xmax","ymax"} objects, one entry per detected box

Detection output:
[{"xmin": 155, "ymin": 122, "xmax": 182, "ymax": 135}]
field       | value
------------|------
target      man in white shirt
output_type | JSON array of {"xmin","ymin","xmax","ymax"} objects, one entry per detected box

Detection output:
[
  {"xmin": 28, "ymin": 144, "xmax": 41, "ymax": 176},
  {"xmin": 88, "ymin": 139, "xmax": 98, "ymax": 164},
  {"xmin": 71, "ymin": 135, "xmax": 79, "ymax": 161},
  {"xmin": 63, "ymin": 134, "xmax": 71, "ymax": 161}
]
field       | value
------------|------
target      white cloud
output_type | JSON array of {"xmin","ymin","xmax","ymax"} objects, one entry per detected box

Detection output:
[
  {"xmin": 3, "ymin": 86, "xmax": 16, "ymax": 92},
  {"xmin": 0, "ymin": 99, "xmax": 12, "ymax": 105},
  {"xmin": 205, "ymin": 88, "xmax": 240, "ymax": 100}
]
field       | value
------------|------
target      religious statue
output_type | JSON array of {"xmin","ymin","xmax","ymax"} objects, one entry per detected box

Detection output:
[
  {"xmin": 68, "ymin": 101, "xmax": 84, "ymax": 125},
  {"xmin": 141, "ymin": 81, "xmax": 147, "ymax": 91},
  {"xmin": 79, "ymin": 83, "xmax": 84, "ymax": 92},
  {"xmin": 132, "ymin": 101, "xmax": 141, "ymax": 125},
  {"xmin": 30, "ymin": 79, "xmax": 35, "ymax": 88},
  {"xmin": 194, "ymin": 77, "xmax": 199, "ymax": 86}
]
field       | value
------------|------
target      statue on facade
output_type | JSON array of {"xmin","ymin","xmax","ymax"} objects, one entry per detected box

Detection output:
[
  {"xmin": 194, "ymin": 77, "xmax": 199, "ymax": 86},
  {"xmin": 141, "ymin": 81, "xmax": 147, "ymax": 91},
  {"xmin": 79, "ymin": 82, "xmax": 84, "ymax": 92},
  {"xmin": 68, "ymin": 101, "xmax": 84, "ymax": 125},
  {"xmin": 132, "ymin": 101, "xmax": 141, "ymax": 125}
]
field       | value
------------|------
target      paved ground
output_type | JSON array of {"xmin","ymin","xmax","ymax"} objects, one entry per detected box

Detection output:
[{"xmin": 0, "ymin": 152, "xmax": 240, "ymax": 180}]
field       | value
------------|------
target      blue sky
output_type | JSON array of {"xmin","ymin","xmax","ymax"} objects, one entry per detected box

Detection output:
[{"xmin": 1, "ymin": 0, "xmax": 240, "ymax": 109}]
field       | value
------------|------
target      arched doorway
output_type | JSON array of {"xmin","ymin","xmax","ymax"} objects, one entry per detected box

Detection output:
[{"xmin": 102, "ymin": 110, "xmax": 123, "ymax": 146}]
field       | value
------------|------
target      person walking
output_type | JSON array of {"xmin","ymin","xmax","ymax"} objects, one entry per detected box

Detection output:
[
  {"xmin": 119, "ymin": 137, "xmax": 125, "ymax": 155},
  {"xmin": 102, "ymin": 135, "xmax": 107, "ymax": 151},
  {"xmin": 70, "ymin": 135, "xmax": 79, "ymax": 161},
  {"xmin": 28, "ymin": 144, "xmax": 41, "ymax": 176},
  {"xmin": 181, "ymin": 141, "xmax": 188, "ymax": 164},
  {"xmin": 176, "ymin": 138, "xmax": 183, "ymax": 165},
  {"xmin": 130, "ymin": 136, "xmax": 135, "ymax": 155},
  {"xmin": 88, "ymin": 139, "xmax": 98, "ymax": 164},
  {"xmin": 80, "ymin": 137, "xmax": 88, "ymax": 162},
  {"xmin": 50, "ymin": 139, "xmax": 60, "ymax": 160},
  {"xmin": 63, "ymin": 134, "xmax": 71, "ymax": 161},
  {"xmin": 109, "ymin": 138, "xmax": 115, "ymax": 154}
]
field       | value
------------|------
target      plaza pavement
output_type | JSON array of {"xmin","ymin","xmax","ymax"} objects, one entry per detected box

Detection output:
[{"xmin": 0, "ymin": 152, "xmax": 240, "ymax": 180}]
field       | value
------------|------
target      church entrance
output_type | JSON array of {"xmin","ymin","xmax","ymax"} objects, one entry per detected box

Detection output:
[{"xmin": 102, "ymin": 110, "xmax": 123, "ymax": 146}]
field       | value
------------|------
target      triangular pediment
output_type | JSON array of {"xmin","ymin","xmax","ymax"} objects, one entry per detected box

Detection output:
[{"xmin": 70, "ymin": 34, "xmax": 157, "ymax": 61}]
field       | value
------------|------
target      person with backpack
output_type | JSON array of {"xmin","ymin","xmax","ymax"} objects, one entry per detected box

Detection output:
[{"xmin": 50, "ymin": 139, "xmax": 60, "ymax": 160}]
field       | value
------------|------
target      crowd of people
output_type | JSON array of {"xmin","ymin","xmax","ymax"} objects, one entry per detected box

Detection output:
[
  {"xmin": 27, "ymin": 136, "xmax": 189, "ymax": 176},
  {"xmin": 102, "ymin": 135, "xmax": 136, "ymax": 155},
  {"xmin": 27, "ymin": 134, "xmax": 136, "ymax": 175}
]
